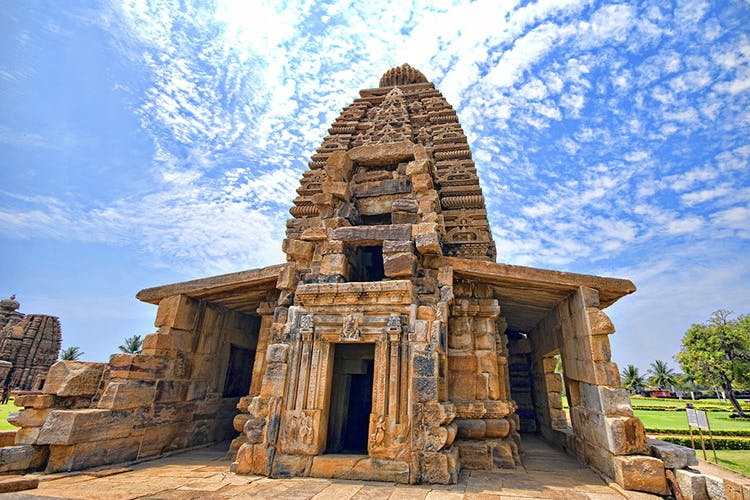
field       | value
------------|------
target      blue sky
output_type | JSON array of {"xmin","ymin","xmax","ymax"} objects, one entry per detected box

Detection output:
[{"xmin": 1, "ymin": 0, "xmax": 748, "ymax": 375}]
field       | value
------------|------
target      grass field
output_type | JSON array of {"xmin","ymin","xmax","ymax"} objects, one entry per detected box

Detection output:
[
  {"xmin": 0, "ymin": 398, "xmax": 17, "ymax": 431},
  {"xmin": 630, "ymin": 396, "xmax": 750, "ymax": 411},
  {"xmin": 635, "ymin": 409, "xmax": 750, "ymax": 432},
  {"xmin": 714, "ymin": 450, "xmax": 750, "ymax": 477}
]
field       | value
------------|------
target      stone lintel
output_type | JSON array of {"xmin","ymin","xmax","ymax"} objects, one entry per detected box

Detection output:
[
  {"xmin": 295, "ymin": 280, "xmax": 416, "ymax": 307},
  {"xmin": 444, "ymin": 257, "xmax": 636, "ymax": 308},
  {"xmin": 347, "ymin": 142, "xmax": 415, "ymax": 166},
  {"xmin": 331, "ymin": 224, "xmax": 412, "ymax": 244},
  {"xmin": 135, "ymin": 263, "xmax": 285, "ymax": 305}
]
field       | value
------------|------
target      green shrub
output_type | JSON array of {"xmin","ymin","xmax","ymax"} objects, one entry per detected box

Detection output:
[
  {"xmin": 656, "ymin": 435, "xmax": 750, "ymax": 450},
  {"xmin": 645, "ymin": 428, "xmax": 750, "ymax": 437}
]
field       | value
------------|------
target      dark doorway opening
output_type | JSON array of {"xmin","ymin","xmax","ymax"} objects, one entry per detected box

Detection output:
[
  {"xmin": 223, "ymin": 344, "xmax": 255, "ymax": 397},
  {"xmin": 326, "ymin": 343, "xmax": 375, "ymax": 454},
  {"xmin": 349, "ymin": 245, "xmax": 384, "ymax": 282},
  {"xmin": 359, "ymin": 213, "xmax": 392, "ymax": 225}
]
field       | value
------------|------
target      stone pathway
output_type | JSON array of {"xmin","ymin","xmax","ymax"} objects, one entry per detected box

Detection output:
[{"xmin": 1, "ymin": 437, "xmax": 655, "ymax": 499}]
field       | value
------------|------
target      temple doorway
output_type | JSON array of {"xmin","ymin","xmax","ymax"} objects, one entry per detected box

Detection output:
[{"xmin": 326, "ymin": 343, "xmax": 375, "ymax": 454}]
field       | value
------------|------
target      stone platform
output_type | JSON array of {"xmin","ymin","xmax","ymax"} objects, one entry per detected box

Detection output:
[{"xmin": 1, "ymin": 437, "xmax": 656, "ymax": 499}]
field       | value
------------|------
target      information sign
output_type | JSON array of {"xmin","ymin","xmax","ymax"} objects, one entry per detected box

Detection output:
[
  {"xmin": 686, "ymin": 408, "xmax": 699, "ymax": 427},
  {"xmin": 696, "ymin": 410, "xmax": 710, "ymax": 430}
]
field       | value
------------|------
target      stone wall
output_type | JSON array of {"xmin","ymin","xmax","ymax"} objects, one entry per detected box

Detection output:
[
  {"xmin": 526, "ymin": 286, "xmax": 667, "ymax": 495},
  {"xmin": 5, "ymin": 294, "xmax": 262, "ymax": 473}
]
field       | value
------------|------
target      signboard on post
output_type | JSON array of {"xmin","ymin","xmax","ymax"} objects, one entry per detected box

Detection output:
[
  {"xmin": 686, "ymin": 408, "xmax": 698, "ymax": 427},
  {"xmin": 685, "ymin": 404, "xmax": 717, "ymax": 462},
  {"xmin": 696, "ymin": 410, "xmax": 710, "ymax": 430}
]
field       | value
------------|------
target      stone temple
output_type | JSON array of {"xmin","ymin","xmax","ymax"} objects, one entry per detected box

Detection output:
[
  {"xmin": 0, "ymin": 296, "xmax": 61, "ymax": 391},
  {"xmin": 2, "ymin": 65, "xmax": 693, "ymax": 496}
]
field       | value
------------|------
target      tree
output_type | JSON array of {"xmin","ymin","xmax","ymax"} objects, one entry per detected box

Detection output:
[
  {"xmin": 621, "ymin": 364, "xmax": 646, "ymax": 394},
  {"xmin": 648, "ymin": 359, "xmax": 677, "ymax": 389},
  {"xmin": 677, "ymin": 310, "xmax": 750, "ymax": 417},
  {"xmin": 118, "ymin": 334, "xmax": 143, "ymax": 354},
  {"xmin": 60, "ymin": 346, "xmax": 83, "ymax": 360}
]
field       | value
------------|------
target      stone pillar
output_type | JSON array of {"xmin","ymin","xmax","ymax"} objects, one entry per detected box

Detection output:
[{"xmin": 448, "ymin": 280, "xmax": 519, "ymax": 472}]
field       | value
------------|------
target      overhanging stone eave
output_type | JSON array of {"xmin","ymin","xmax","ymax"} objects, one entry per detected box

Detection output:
[
  {"xmin": 443, "ymin": 256, "xmax": 636, "ymax": 308},
  {"xmin": 135, "ymin": 263, "xmax": 285, "ymax": 312}
]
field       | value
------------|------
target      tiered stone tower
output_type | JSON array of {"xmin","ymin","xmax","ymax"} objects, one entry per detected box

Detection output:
[
  {"xmin": 287, "ymin": 63, "xmax": 495, "ymax": 266},
  {"xmin": 3, "ymin": 66, "xmax": 687, "ymax": 497},
  {"xmin": 0, "ymin": 296, "xmax": 62, "ymax": 390}
]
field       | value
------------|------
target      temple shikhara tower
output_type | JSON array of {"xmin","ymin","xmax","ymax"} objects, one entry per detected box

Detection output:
[
  {"xmin": 3, "ymin": 65, "xmax": 694, "ymax": 496},
  {"xmin": 0, "ymin": 296, "xmax": 61, "ymax": 391}
]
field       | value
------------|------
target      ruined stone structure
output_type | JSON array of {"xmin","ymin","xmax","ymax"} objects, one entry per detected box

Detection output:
[
  {"xmin": 0, "ymin": 296, "xmax": 62, "ymax": 391},
  {"xmin": 2, "ymin": 65, "xmax": 698, "ymax": 496}
]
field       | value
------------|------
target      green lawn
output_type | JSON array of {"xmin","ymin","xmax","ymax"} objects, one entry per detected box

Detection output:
[
  {"xmin": 0, "ymin": 398, "xmax": 18, "ymax": 431},
  {"xmin": 714, "ymin": 450, "xmax": 750, "ymax": 477},
  {"xmin": 635, "ymin": 409, "xmax": 750, "ymax": 432},
  {"xmin": 629, "ymin": 396, "xmax": 750, "ymax": 411}
]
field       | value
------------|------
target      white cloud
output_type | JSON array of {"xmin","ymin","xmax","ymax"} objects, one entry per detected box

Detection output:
[{"xmin": 667, "ymin": 216, "xmax": 704, "ymax": 235}]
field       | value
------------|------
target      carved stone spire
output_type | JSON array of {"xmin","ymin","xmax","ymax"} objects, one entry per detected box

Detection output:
[{"xmin": 379, "ymin": 63, "xmax": 428, "ymax": 87}]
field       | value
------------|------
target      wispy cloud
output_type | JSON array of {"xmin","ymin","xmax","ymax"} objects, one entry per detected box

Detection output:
[{"xmin": 2, "ymin": 0, "xmax": 749, "ymax": 285}]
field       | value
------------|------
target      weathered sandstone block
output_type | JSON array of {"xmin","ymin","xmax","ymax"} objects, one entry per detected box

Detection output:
[
  {"xmin": 331, "ymin": 224, "xmax": 411, "ymax": 243},
  {"xmin": 0, "ymin": 430, "xmax": 16, "ymax": 446},
  {"xmin": 456, "ymin": 441, "xmax": 492, "ymax": 469},
  {"xmin": 109, "ymin": 353, "xmax": 170, "ymax": 381},
  {"xmin": 411, "ymin": 173, "xmax": 433, "ymax": 192},
  {"xmin": 0, "ymin": 445, "xmax": 48, "ymax": 473},
  {"xmin": 704, "ymin": 475, "xmax": 726, "ymax": 500},
  {"xmin": 405, "ymin": 159, "xmax": 430, "ymax": 176},
  {"xmin": 320, "ymin": 253, "xmax": 348, "ymax": 276},
  {"xmin": 12, "ymin": 393, "xmax": 56, "ymax": 409},
  {"xmin": 0, "ymin": 476, "xmax": 39, "ymax": 494},
  {"xmin": 586, "ymin": 307, "xmax": 615, "ymax": 335},
  {"xmin": 271, "ymin": 453, "xmax": 309, "ymax": 477},
  {"xmin": 7, "ymin": 408, "xmax": 51, "ymax": 428},
  {"xmin": 282, "ymin": 239, "xmax": 315, "ymax": 261},
  {"xmin": 37, "ymin": 409, "xmax": 134, "ymax": 445},
  {"xmin": 605, "ymin": 416, "xmax": 649, "ymax": 455},
  {"xmin": 674, "ymin": 468, "xmax": 709, "ymax": 500},
  {"xmin": 324, "ymin": 150, "xmax": 353, "ymax": 180},
  {"xmin": 43, "ymin": 361, "xmax": 105, "ymax": 397},
  {"xmin": 581, "ymin": 383, "xmax": 633, "ymax": 417},
  {"xmin": 648, "ymin": 438, "xmax": 698, "ymax": 469},
  {"xmin": 321, "ymin": 180, "xmax": 351, "ymax": 201},
  {"xmin": 383, "ymin": 239, "xmax": 414, "ymax": 253},
  {"xmin": 46, "ymin": 436, "xmax": 141, "ymax": 473},
  {"xmin": 97, "ymin": 380, "xmax": 156, "ymax": 410},
  {"xmin": 348, "ymin": 141, "xmax": 414, "ymax": 166},
  {"xmin": 154, "ymin": 294, "xmax": 200, "ymax": 330},
  {"xmin": 613, "ymin": 455, "xmax": 667, "ymax": 495},
  {"xmin": 384, "ymin": 252, "xmax": 416, "ymax": 277}
]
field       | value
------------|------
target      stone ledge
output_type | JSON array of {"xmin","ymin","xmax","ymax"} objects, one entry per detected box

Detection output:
[
  {"xmin": 0, "ymin": 476, "xmax": 39, "ymax": 494},
  {"xmin": 309, "ymin": 454, "xmax": 410, "ymax": 483}
]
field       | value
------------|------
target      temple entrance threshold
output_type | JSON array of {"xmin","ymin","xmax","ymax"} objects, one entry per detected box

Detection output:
[
  {"xmin": 18, "ymin": 437, "xmax": 636, "ymax": 498},
  {"xmin": 326, "ymin": 343, "xmax": 375, "ymax": 454}
]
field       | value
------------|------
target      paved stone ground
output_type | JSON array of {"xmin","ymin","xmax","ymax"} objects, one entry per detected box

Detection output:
[{"xmin": 1, "ymin": 436, "xmax": 655, "ymax": 499}]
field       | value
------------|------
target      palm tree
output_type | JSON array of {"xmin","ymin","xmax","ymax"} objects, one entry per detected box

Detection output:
[
  {"xmin": 59, "ymin": 346, "xmax": 83, "ymax": 360},
  {"xmin": 621, "ymin": 364, "xmax": 645, "ymax": 394},
  {"xmin": 648, "ymin": 359, "xmax": 677, "ymax": 389},
  {"xmin": 118, "ymin": 334, "xmax": 143, "ymax": 354}
]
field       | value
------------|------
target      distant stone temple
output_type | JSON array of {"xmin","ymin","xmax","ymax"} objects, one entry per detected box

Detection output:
[
  {"xmin": 2, "ymin": 65, "xmax": 695, "ymax": 496},
  {"xmin": 0, "ymin": 296, "xmax": 61, "ymax": 391}
]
